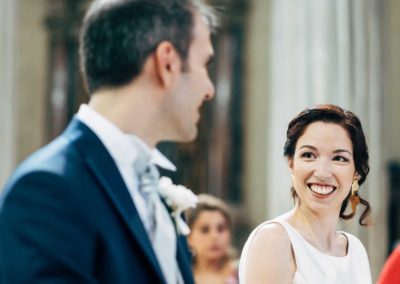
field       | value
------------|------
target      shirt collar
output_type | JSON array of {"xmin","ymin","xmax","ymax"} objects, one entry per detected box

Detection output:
[
  {"xmin": 128, "ymin": 135, "xmax": 176, "ymax": 171},
  {"xmin": 76, "ymin": 104, "xmax": 176, "ymax": 171}
]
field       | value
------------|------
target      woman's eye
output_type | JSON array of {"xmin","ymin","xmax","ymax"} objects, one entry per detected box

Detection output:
[
  {"xmin": 300, "ymin": 152, "xmax": 315, "ymax": 159},
  {"xmin": 333, "ymin": 155, "xmax": 349, "ymax": 162}
]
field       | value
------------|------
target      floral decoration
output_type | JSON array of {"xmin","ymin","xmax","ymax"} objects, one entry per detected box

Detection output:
[{"xmin": 158, "ymin": 176, "xmax": 198, "ymax": 235}]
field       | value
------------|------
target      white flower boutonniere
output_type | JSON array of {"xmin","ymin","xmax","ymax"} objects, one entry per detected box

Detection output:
[{"xmin": 158, "ymin": 176, "xmax": 198, "ymax": 235}]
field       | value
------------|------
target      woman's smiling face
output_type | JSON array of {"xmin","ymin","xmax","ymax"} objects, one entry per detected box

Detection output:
[{"xmin": 288, "ymin": 121, "xmax": 358, "ymax": 214}]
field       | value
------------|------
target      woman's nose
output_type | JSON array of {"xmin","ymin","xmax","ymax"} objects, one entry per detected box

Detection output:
[{"xmin": 313, "ymin": 159, "xmax": 333, "ymax": 180}]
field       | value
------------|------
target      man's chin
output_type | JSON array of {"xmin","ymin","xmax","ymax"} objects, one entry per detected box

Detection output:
[
  {"xmin": 177, "ymin": 128, "xmax": 198, "ymax": 142},
  {"xmin": 164, "ymin": 125, "xmax": 198, "ymax": 143},
  {"xmin": 183, "ymin": 134, "xmax": 198, "ymax": 143}
]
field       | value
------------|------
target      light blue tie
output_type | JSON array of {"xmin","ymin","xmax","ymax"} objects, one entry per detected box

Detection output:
[
  {"xmin": 133, "ymin": 153, "xmax": 181, "ymax": 284},
  {"xmin": 135, "ymin": 157, "xmax": 160, "ymax": 237}
]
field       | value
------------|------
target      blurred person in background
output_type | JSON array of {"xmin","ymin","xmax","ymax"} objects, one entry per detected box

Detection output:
[
  {"xmin": 239, "ymin": 104, "xmax": 372, "ymax": 284},
  {"xmin": 186, "ymin": 194, "xmax": 239, "ymax": 284}
]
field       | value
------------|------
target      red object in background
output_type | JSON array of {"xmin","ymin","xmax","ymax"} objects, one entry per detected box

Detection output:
[{"xmin": 377, "ymin": 246, "xmax": 400, "ymax": 284}]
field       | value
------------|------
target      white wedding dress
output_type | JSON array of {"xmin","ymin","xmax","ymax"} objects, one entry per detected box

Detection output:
[{"xmin": 239, "ymin": 219, "xmax": 372, "ymax": 284}]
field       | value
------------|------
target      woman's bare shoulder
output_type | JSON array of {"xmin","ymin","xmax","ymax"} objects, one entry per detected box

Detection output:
[
  {"xmin": 242, "ymin": 222, "xmax": 295, "ymax": 283},
  {"xmin": 249, "ymin": 222, "xmax": 292, "ymax": 253}
]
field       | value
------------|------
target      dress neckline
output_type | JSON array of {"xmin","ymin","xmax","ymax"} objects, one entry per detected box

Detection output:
[{"xmin": 278, "ymin": 219, "xmax": 350, "ymax": 259}]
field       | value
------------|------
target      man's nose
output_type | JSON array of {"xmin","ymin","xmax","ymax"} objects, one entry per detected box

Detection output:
[{"xmin": 204, "ymin": 79, "xmax": 215, "ymax": 101}]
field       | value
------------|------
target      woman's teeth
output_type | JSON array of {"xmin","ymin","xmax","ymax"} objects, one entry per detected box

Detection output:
[{"xmin": 309, "ymin": 184, "xmax": 335, "ymax": 195}]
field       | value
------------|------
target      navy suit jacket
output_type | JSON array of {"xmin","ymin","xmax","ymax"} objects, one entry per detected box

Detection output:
[{"xmin": 0, "ymin": 118, "xmax": 195, "ymax": 284}]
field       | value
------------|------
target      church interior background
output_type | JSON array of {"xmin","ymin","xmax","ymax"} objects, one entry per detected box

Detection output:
[{"xmin": 1, "ymin": 0, "xmax": 400, "ymax": 281}]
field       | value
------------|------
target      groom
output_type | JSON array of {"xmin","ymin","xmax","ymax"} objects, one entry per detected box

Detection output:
[{"xmin": 0, "ymin": 0, "xmax": 217, "ymax": 283}]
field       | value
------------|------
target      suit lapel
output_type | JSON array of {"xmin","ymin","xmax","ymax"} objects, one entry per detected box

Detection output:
[
  {"xmin": 177, "ymin": 236, "xmax": 195, "ymax": 284},
  {"xmin": 63, "ymin": 119, "xmax": 166, "ymax": 284}
]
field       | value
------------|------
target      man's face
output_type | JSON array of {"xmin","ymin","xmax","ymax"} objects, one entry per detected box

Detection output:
[{"xmin": 163, "ymin": 14, "xmax": 215, "ymax": 142}]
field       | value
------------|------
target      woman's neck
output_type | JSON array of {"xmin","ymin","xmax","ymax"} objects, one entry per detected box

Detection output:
[{"xmin": 286, "ymin": 206, "xmax": 341, "ymax": 252}]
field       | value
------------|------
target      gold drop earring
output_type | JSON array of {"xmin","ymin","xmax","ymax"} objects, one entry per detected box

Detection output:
[{"xmin": 350, "ymin": 180, "xmax": 360, "ymax": 214}]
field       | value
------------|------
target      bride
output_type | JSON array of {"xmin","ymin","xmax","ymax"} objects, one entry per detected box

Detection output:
[{"xmin": 239, "ymin": 104, "xmax": 372, "ymax": 284}]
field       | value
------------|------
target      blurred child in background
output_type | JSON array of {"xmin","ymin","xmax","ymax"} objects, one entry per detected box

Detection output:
[{"xmin": 186, "ymin": 194, "xmax": 238, "ymax": 284}]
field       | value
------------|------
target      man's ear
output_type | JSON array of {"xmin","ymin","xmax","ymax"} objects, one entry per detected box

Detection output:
[{"xmin": 154, "ymin": 41, "xmax": 181, "ymax": 88}]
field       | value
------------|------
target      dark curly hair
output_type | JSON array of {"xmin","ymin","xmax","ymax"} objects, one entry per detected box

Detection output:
[{"xmin": 283, "ymin": 104, "xmax": 371, "ymax": 225}]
